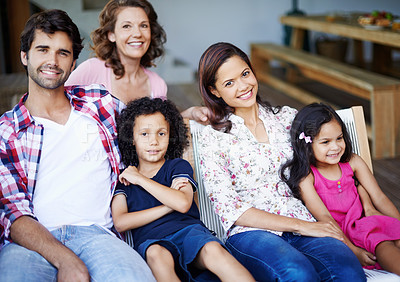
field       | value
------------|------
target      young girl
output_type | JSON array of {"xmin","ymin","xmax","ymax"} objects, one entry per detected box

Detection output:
[
  {"xmin": 112, "ymin": 97, "xmax": 254, "ymax": 282},
  {"xmin": 282, "ymin": 102, "xmax": 400, "ymax": 275}
]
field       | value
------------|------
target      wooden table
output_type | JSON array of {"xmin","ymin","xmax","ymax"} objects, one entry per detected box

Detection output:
[
  {"xmin": 281, "ymin": 14, "xmax": 400, "ymax": 74},
  {"xmin": 277, "ymin": 14, "xmax": 400, "ymax": 159},
  {"xmin": 281, "ymin": 14, "xmax": 400, "ymax": 48}
]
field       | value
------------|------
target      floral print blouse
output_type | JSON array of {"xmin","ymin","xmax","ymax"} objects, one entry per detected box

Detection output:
[{"xmin": 198, "ymin": 105, "xmax": 315, "ymax": 238}]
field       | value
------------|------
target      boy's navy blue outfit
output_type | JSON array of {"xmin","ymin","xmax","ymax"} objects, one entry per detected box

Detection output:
[{"xmin": 114, "ymin": 158, "xmax": 222, "ymax": 281}]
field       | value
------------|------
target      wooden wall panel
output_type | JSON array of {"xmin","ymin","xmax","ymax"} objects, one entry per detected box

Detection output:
[{"xmin": 7, "ymin": 0, "xmax": 30, "ymax": 73}]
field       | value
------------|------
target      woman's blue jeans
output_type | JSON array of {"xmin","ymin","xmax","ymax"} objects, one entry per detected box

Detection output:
[
  {"xmin": 225, "ymin": 230, "xmax": 366, "ymax": 282},
  {"xmin": 0, "ymin": 225, "xmax": 155, "ymax": 282}
]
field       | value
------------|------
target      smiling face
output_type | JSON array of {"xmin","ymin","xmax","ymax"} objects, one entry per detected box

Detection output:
[
  {"xmin": 210, "ymin": 55, "xmax": 258, "ymax": 112},
  {"xmin": 133, "ymin": 112, "xmax": 169, "ymax": 167},
  {"xmin": 312, "ymin": 120, "xmax": 346, "ymax": 167},
  {"xmin": 108, "ymin": 7, "xmax": 151, "ymax": 63},
  {"xmin": 21, "ymin": 30, "xmax": 75, "ymax": 90}
]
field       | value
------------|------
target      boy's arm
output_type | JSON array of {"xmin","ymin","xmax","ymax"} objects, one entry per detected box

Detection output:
[
  {"xmin": 119, "ymin": 166, "xmax": 193, "ymax": 213},
  {"xmin": 111, "ymin": 194, "xmax": 173, "ymax": 233}
]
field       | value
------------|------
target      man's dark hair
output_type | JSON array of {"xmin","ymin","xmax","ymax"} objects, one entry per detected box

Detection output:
[{"xmin": 20, "ymin": 9, "xmax": 83, "ymax": 64}]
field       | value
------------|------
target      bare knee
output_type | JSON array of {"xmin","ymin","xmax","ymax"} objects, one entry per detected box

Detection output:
[
  {"xmin": 375, "ymin": 240, "xmax": 394, "ymax": 256},
  {"xmin": 375, "ymin": 240, "xmax": 400, "ymax": 275},
  {"xmin": 201, "ymin": 241, "xmax": 225, "ymax": 259},
  {"xmin": 146, "ymin": 244, "xmax": 171, "ymax": 265},
  {"xmin": 145, "ymin": 244, "xmax": 179, "ymax": 282},
  {"xmin": 195, "ymin": 241, "xmax": 225, "ymax": 270}
]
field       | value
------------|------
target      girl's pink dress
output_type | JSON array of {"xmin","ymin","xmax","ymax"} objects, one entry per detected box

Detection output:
[{"xmin": 311, "ymin": 162, "xmax": 400, "ymax": 269}]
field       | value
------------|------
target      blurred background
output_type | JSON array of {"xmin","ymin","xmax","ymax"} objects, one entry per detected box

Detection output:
[{"xmin": 1, "ymin": 0, "xmax": 399, "ymax": 84}]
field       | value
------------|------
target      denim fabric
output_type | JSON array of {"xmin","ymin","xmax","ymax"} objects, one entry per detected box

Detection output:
[
  {"xmin": 138, "ymin": 224, "xmax": 221, "ymax": 281},
  {"xmin": 226, "ymin": 230, "xmax": 366, "ymax": 282},
  {"xmin": 0, "ymin": 225, "xmax": 155, "ymax": 282}
]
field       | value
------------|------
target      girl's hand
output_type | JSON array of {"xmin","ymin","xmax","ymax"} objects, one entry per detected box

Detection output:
[
  {"xmin": 300, "ymin": 221, "xmax": 345, "ymax": 242},
  {"xmin": 119, "ymin": 166, "xmax": 142, "ymax": 186},
  {"xmin": 354, "ymin": 246, "xmax": 376, "ymax": 266},
  {"xmin": 357, "ymin": 184, "xmax": 384, "ymax": 217},
  {"xmin": 171, "ymin": 178, "xmax": 189, "ymax": 190},
  {"xmin": 364, "ymin": 208, "xmax": 384, "ymax": 217}
]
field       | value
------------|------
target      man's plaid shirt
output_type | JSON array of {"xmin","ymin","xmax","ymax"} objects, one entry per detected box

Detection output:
[{"xmin": 0, "ymin": 84, "xmax": 123, "ymax": 249}]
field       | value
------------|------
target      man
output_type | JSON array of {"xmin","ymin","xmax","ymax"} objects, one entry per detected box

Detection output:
[{"xmin": 0, "ymin": 9, "xmax": 155, "ymax": 281}]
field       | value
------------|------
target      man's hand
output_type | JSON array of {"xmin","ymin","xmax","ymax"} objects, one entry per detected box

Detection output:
[
  {"xmin": 57, "ymin": 255, "xmax": 90, "ymax": 282},
  {"xmin": 10, "ymin": 216, "xmax": 90, "ymax": 281}
]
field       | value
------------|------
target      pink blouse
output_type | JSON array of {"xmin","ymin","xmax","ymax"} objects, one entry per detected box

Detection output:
[{"xmin": 65, "ymin": 58, "xmax": 167, "ymax": 100}]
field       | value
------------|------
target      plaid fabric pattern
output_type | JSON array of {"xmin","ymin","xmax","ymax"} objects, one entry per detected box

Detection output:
[{"xmin": 0, "ymin": 84, "xmax": 123, "ymax": 249}]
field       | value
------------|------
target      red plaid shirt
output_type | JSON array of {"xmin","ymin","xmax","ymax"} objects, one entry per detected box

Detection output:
[{"xmin": 0, "ymin": 84, "xmax": 123, "ymax": 249}]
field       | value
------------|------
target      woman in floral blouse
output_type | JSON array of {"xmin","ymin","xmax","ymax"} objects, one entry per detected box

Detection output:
[{"xmin": 197, "ymin": 42, "xmax": 366, "ymax": 281}]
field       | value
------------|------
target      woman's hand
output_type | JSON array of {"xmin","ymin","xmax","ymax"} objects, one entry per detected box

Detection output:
[
  {"xmin": 353, "ymin": 246, "xmax": 376, "ymax": 266},
  {"xmin": 299, "ymin": 221, "xmax": 345, "ymax": 242},
  {"xmin": 181, "ymin": 106, "xmax": 210, "ymax": 124}
]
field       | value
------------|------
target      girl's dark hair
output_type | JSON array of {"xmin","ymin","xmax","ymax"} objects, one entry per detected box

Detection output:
[
  {"xmin": 117, "ymin": 97, "xmax": 188, "ymax": 166},
  {"xmin": 198, "ymin": 42, "xmax": 278, "ymax": 132},
  {"xmin": 91, "ymin": 0, "xmax": 166, "ymax": 78},
  {"xmin": 20, "ymin": 9, "xmax": 83, "ymax": 68},
  {"xmin": 281, "ymin": 103, "xmax": 353, "ymax": 199}
]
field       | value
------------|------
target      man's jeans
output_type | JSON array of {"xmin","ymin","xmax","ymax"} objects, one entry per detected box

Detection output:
[{"xmin": 0, "ymin": 225, "xmax": 155, "ymax": 281}]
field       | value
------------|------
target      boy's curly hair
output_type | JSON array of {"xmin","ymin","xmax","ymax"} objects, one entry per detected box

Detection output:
[{"xmin": 117, "ymin": 97, "xmax": 188, "ymax": 167}]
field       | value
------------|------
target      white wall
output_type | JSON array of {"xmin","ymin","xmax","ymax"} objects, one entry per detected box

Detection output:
[
  {"xmin": 31, "ymin": 0, "xmax": 400, "ymax": 81},
  {"xmin": 150, "ymin": 0, "xmax": 289, "ymax": 70},
  {"xmin": 151, "ymin": 0, "xmax": 400, "ymax": 71}
]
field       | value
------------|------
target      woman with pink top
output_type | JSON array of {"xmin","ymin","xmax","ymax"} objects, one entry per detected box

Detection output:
[{"xmin": 66, "ymin": 0, "xmax": 208, "ymax": 122}]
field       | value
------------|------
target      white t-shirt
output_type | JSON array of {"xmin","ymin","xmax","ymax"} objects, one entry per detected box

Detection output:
[{"xmin": 32, "ymin": 108, "xmax": 113, "ymax": 231}]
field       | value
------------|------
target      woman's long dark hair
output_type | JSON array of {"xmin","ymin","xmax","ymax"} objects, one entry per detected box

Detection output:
[
  {"xmin": 117, "ymin": 97, "xmax": 188, "ymax": 167},
  {"xmin": 198, "ymin": 42, "xmax": 278, "ymax": 132},
  {"xmin": 281, "ymin": 103, "xmax": 353, "ymax": 199},
  {"xmin": 91, "ymin": 0, "xmax": 166, "ymax": 78}
]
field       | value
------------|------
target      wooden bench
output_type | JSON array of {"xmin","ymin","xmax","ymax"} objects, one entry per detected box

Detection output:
[{"xmin": 250, "ymin": 42, "xmax": 400, "ymax": 159}]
